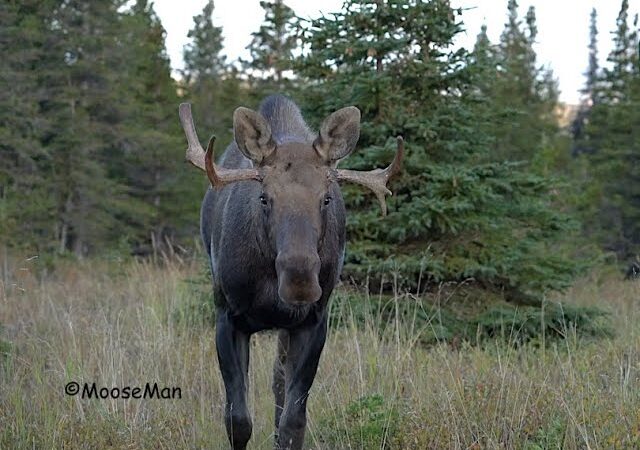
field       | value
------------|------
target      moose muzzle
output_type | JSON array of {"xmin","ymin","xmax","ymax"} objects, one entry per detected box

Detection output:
[{"xmin": 275, "ymin": 252, "xmax": 322, "ymax": 305}]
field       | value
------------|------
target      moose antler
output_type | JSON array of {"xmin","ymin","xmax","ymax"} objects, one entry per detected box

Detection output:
[
  {"xmin": 179, "ymin": 103, "xmax": 261, "ymax": 188},
  {"xmin": 335, "ymin": 136, "xmax": 404, "ymax": 216}
]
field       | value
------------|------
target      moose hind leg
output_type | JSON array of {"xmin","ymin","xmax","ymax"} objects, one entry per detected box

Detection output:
[
  {"xmin": 216, "ymin": 311, "xmax": 252, "ymax": 450},
  {"xmin": 273, "ymin": 330, "xmax": 289, "ymax": 445},
  {"xmin": 277, "ymin": 316, "xmax": 328, "ymax": 450}
]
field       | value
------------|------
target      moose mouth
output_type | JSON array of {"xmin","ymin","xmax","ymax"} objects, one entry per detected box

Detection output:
[
  {"xmin": 275, "ymin": 252, "xmax": 322, "ymax": 305},
  {"xmin": 277, "ymin": 270, "xmax": 322, "ymax": 305}
]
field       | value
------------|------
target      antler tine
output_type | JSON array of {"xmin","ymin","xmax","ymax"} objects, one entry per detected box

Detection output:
[
  {"xmin": 179, "ymin": 103, "xmax": 262, "ymax": 188},
  {"xmin": 335, "ymin": 136, "xmax": 404, "ymax": 216},
  {"xmin": 179, "ymin": 103, "xmax": 206, "ymax": 171},
  {"xmin": 204, "ymin": 135, "xmax": 225, "ymax": 187}
]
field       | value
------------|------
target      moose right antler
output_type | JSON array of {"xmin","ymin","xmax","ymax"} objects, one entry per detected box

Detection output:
[
  {"xmin": 179, "ymin": 103, "xmax": 262, "ymax": 188},
  {"xmin": 334, "ymin": 136, "xmax": 404, "ymax": 216}
]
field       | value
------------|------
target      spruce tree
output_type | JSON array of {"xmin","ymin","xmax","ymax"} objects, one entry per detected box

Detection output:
[
  {"xmin": 571, "ymin": 8, "xmax": 598, "ymax": 156},
  {"xmin": 584, "ymin": 1, "xmax": 640, "ymax": 257},
  {"xmin": 183, "ymin": 0, "xmax": 226, "ymax": 82},
  {"xmin": 0, "ymin": 0, "xmax": 57, "ymax": 253},
  {"xmin": 490, "ymin": 0, "xmax": 559, "ymax": 162},
  {"xmin": 117, "ymin": 0, "xmax": 200, "ymax": 252},
  {"xmin": 2, "ymin": 0, "xmax": 198, "ymax": 256},
  {"xmin": 295, "ymin": 0, "xmax": 580, "ymax": 300},
  {"xmin": 603, "ymin": 0, "xmax": 635, "ymax": 102},
  {"xmin": 244, "ymin": 0, "xmax": 298, "ymax": 92},
  {"xmin": 35, "ymin": 0, "xmax": 135, "ymax": 256},
  {"xmin": 181, "ymin": 0, "xmax": 242, "ymax": 147},
  {"xmin": 585, "ymin": 8, "xmax": 599, "ymax": 101},
  {"xmin": 472, "ymin": 25, "xmax": 495, "ymax": 84}
]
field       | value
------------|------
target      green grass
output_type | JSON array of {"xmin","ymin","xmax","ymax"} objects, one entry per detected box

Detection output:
[{"xmin": 0, "ymin": 257, "xmax": 639, "ymax": 449}]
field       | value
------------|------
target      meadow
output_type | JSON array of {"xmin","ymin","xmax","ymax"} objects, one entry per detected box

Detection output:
[{"xmin": 1, "ymin": 256, "xmax": 638, "ymax": 449}]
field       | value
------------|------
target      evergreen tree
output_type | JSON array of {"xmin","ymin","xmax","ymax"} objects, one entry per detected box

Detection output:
[
  {"xmin": 181, "ymin": 0, "xmax": 244, "ymax": 148},
  {"xmin": 571, "ymin": 8, "xmax": 598, "ymax": 156},
  {"xmin": 2, "ymin": 0, "xmax": 200, "ymax": 256},
  {"xmin": 118, "ymin": 0, "xmax": 200, "ymax": 252},
  {"xmin": 0, "ymin": 0, "xmax": 56, "ymax": 253},
  {"xmin": 584, "ymin": 7, "xmax": 599, "ymax": 101},
  {"xmin": 602, "ymin": 0, "xmax": 635, "ymax": 102},
  {"xmin": 489, "ymin": 0, "xmax": 559, "ymax": 162},
  {"xmin": 562, "ymin": 7, "xmax": 604, "ymax": 247},
  {"xmin": 469, "ymin": 24, "xmax": 504, "ymax": 167},
  {"xmin": 244, "ymin": 0, "xmax": 298, "ymax": 91},
  {"xmin": 183, "ymin": 0, "xmax": 226, "ymax": 82},
  {"xmin": 295, "ymin": 0, "xmax": 580, "ymax": 300},
  {"xmin": 584, "ymin": 1, "xmax": 640, "ymax": 257},
  {"xmin": 472, "ymin": 25, "xmax": 494, "ymax": 81},
  {"xmin": 35, "ymin": 0, "xmax": 135, "ymax": 256}
]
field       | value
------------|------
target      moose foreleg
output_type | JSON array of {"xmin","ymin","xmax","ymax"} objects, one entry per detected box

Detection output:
[
  {"xmin": 216, "ymin": 311, "xmax": 252, "ymax": 450},
  {"xmin": 276, "ymin": 316, "xmax": 328, "ymax": 450}
]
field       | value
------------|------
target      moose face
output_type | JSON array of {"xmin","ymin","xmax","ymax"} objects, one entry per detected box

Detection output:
[
  {"xmin": 258, "ymin": 143, "xmax": 336, "ymax": 304},
  {"xmin": 233, "ymin": 106, "xmax": 359, "ymax": 305}
]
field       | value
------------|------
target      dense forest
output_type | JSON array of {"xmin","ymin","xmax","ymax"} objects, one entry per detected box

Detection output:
[{"xmin": 1, "ymin": 0, "xmax": 639, "ymax": 302}]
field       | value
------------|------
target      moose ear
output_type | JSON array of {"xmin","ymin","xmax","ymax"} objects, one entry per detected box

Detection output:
[
  {"xmin": 314, "ymin": 106, "xmax": 361, "ymax": 163},
  {"xmin": 233, "ymin": 107, "xmax": 276, "ymax": 164}
]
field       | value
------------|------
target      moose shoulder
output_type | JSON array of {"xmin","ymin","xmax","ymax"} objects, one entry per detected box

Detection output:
[{"xmin": 179, "ymin": 95, "xmax": 403, "ymax": 450}]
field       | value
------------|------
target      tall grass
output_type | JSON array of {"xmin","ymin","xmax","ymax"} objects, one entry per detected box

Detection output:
[{"xmin": 0, "ymin": 257, "xmax": 638, "ymax": 449}]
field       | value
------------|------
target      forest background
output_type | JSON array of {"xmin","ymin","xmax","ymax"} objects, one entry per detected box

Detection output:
[{"xmin": 1, "ymin": 0, "xmax": 639, "ymax": 333}]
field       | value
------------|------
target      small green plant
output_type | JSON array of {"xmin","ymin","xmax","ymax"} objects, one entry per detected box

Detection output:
[
  {"xmin": 525, "ymin": 417, "xmax": 566, "ymax": 450},
  {"xmin": 318, "ymin": 394, "xmax": 399, "ymax": 449}
]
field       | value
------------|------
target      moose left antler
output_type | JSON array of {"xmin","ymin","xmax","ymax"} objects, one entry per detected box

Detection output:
[{"xmin": 333, "ymin": 136, "xmax": 404, "ymax": 216}]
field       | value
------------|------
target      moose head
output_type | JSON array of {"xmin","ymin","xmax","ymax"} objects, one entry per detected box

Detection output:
[{"xmin": 179, "ymin": 103, "xmax": 403, "ymax": 306}]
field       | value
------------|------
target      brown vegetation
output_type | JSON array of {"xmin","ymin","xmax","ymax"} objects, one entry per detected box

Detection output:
[{"xmin": 1, "ymin": 258, "xmax": 638, "ymax": 449}]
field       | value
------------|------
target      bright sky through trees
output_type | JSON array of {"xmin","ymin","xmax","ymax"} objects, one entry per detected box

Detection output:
[{"xmin": 155, "ymin": 0, "xmax": 640, "ymax": 104}]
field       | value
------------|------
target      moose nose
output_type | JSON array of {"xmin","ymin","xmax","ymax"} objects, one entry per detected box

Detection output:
[{"xmin": 275, "ymin": 252, "xmax": 322, "ymax": 305}]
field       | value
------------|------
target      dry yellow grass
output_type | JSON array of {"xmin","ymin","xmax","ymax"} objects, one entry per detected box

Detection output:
[{"xmin": 0, "ymin": 257, "xmax": 639, "ymax": 449}]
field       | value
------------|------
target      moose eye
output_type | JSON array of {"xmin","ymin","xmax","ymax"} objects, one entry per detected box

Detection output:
[
  {"xmin": 259, "ymin": 194, "xmax": 268, "ymax": 206},
  {"xmin": 324, "ymin": 196, "xmax": 332, "ymax": 206}
]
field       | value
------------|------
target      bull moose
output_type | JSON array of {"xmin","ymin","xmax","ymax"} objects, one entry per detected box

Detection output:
[{"xmin": 179, "ymin": 95, "xmax": 403, "ymax": 450}]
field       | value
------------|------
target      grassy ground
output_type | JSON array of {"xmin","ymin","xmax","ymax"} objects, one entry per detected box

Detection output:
[{"xmin": 0, "ymin": 257, "xmax": 638, "ymax": 449}]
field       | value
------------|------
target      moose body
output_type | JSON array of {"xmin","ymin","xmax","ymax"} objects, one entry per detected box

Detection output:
[{"xmin": 179, "ymin": 95, "xmax": 402, "ymax": 450}]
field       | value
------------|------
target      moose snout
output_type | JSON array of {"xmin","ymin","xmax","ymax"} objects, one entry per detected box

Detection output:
[{"xmin": 275, "ymin": 252, "xmax": 322, "ymax": 305}]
